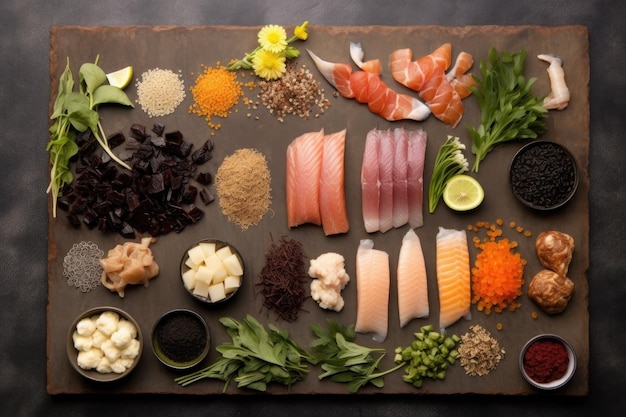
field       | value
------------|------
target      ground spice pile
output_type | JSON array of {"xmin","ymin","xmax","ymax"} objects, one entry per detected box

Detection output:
[
  {"xmin": 257, "ymin": 236, "xmax": 308, "ymax": 322},
  {"xmin": 189, "ymin": 63, "xmax": 245, "ymax": 131},
  {"xmin": 256, "ymin": 62, "xmax": 331, "ymax": 122},
  {"xmin": 135, "ymin": 68, "xmax": 186, "ymax": 117},
  {"xmin": 523, "ymin": 338, "xmax": 569, "ymax": 383},
  {"xmin": 214, "ymin": 148, "xmax": 271, "ymax": 230},
  {"xmin": 468, "ymin": 219, "xmax": 529, "ymax": 314},
  {"xmin": 458, "ymin": 325, "xmax": 505, "ymax": 376}
]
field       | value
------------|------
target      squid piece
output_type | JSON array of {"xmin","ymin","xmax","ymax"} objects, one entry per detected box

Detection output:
[
  {"xmin": 100, "ymin": 237, "xmax": 159, "ymax": 298},
  {"xmin": 538, "ymin": 53, "xmax": 571, "ymax": 110}
]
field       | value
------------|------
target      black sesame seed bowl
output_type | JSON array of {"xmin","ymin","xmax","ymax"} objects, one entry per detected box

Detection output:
[
  {"xmin": 179, "ymin": 239, "xmax": 245, "ymax": 305},
  {"xmin": 151, "ymin": 309, "xmax": 210, "ymax": 371},
  {"xmin": 509, "ymin": 140, "xmax": 579, "ymax": 211}
]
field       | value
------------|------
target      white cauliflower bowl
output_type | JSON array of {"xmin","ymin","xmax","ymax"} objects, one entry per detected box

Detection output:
[{"xmin": 67, "ymin": 306, "xmax": 143, "ymax": 382}]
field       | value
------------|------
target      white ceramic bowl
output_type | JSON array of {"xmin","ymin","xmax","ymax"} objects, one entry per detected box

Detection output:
[{"xmin": 519, "ymin": 334, "xmax": 576, "ymax": 390}]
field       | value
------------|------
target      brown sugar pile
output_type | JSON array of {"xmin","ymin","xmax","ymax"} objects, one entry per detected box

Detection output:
[{"xmin": 215, "ymin": 148, "xmax": 271, "ymax": 230}]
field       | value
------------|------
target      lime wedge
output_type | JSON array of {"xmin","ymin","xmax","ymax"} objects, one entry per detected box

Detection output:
[
  {"xmin": 443, "ymin": 174, "xmax": 484, "ymax": 211},
  {"xmin": 106, "ymin": 66, "xmax": 134, "ymax": 89}
]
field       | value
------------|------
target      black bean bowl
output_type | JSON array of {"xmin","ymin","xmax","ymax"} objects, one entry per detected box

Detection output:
[{"xmin": 509, "ymin": 141, "xmax": 579, "ymax": 210}]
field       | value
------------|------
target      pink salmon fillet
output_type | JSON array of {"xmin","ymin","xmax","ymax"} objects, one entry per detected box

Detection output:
[
  {"xmin": 319, "ymin": 129, "xmax": 349, "ymax": 235},
  {"xmin": 392, "ymin": 128, "xmax": 409, "ymax": 229},
  {"xmin": 435, "ymin": 227, "xmax": 471, "ymax": 332},
  {"xmin": 355, "ymin": 239, "xmax": 390, "ymax": 342},
  {"xmin": 378, "ymin": 129, "xmax": 395, "ymax": 233}
]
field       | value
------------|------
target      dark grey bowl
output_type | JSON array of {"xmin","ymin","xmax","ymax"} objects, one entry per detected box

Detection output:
[
  {"xmin": 509, "ymin": 140, "xmax": 579, "ymax": 210},
  {"xmin": 67, "ymin": 306, "xmax": 143, "ymax": 382}
]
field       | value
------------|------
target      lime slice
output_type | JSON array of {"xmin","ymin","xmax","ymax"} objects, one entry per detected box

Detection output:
[
  {"xmin": 106, "ymin": 66, "xmax": 133, "ymax": 89},
  {"xmin": 443, "ymin": 174, "xmax": 484, "ymax": 211}
]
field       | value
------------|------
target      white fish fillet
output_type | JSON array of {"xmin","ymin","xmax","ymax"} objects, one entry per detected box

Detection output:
[
  {"xmin": 355, "ymin": 239, "xmax": 389, "ymax": 342},
  {"xmin": 407, "ymin": 129, "xmax": 427, "ymax": 228},
  {"xmin": 361, "ymin": 129, "xmax": 381, "ymax": 233},
  {"xmin": 397, "ymin": 229, "xmax": 429, "ymax": 327}
]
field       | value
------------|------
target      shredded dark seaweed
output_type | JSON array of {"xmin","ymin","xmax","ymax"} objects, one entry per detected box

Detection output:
[{"xmin": 256, "ymin": 236, "xmax": 308, "ymax": 322}]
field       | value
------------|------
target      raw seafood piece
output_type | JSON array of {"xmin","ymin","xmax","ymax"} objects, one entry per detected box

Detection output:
[
  {"xmin": 286, "ymin": 129, "xmax": 325, "ymax": 227},
  {"xmin": 538, "ymin": 53, "xmax": 570, "ymax": 110},
  {"xmin": 392, "ymin": 128, "xmax": 409, "ymax": 228},
  {"xmin": 307, "ymin": 49, "xmax": 431, "ymax": 122},
  {"xmin": 397, "ymin": 229, "xmax": 429, "ymax": 327},
  {"xmin": 535, "ymin": 230, "xmax": 575, "ymax": 276},
  {"xmin": 319, "ymin": 129, "xmax": 349, "ymax": 235},
  {"xmin": 390, "ymin": 44, "xmax": 474, "ymax": 127},
  {"xmin": 361, "ymin": 129, "xmax": 381, "ymax": 233},
  {"xmin": 446, "ymin": 52, "xmax": 478, "ymax": 99},
  {"xmin": 100, "ymin": 237, "xmax": 159, "ymax": 298},
  {"xmin": 406, "ymin": 129, "xmax": 427, "ymax": 228},
  {"xmin": 378, "ymin": 129, "xmax": 395, "ymax": 233},
  {"xmin": 435, "ymin": 227, "xmax": 471, "ymax": 332},
  {"xmin": 349, "ymin": 41, "xmax": 382, "ymax": 74},
  {"xmin": 355, "ymin": 239, "xmax": 390, "ymax": 342}
]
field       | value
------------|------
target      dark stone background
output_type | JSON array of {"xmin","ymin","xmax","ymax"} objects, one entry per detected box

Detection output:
[{"xmin": 1, "ymin": 0, "xmax": 624, "ymax": 415}]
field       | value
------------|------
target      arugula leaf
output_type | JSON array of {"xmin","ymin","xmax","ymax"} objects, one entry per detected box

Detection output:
[{"xmin": 468, "ymin": 47, "xmax": 548, "ymax": 172}]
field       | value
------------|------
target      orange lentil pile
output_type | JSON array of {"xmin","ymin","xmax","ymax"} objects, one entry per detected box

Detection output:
[
  {"xmin": 468, "ymin": 219, "xmax": 530, "ymax": 315},
  {"xmin": 189, "ymin": 63, "xmax": 245, "ymax": 131}
]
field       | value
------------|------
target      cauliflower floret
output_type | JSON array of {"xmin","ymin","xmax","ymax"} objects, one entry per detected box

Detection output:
[
  {"xmin": 72, "ymin": 331, "xmax": 93, "ymax": 352},
  {"xmin": 111, "ymin": 358, "xmax": 133, "ymax": 374},
  {"xmin": 96, "ymin": 357, "xmax": 113, "ymax": 373},
  {"xmin": 90, "ymin": 329, "xmax": 108, "ymax": 349},
  {"xmin": 75, "ymin": 318, "xmax": 97, "ymax": 337},
  {"xmin": 120, "ymin": 338, "xmax": 141, "ymax": 360},
  {"xmin": 95, "ymin": 311, "xmax": 120, "ymax": 336},
  {"xmin": 308, "ymin": 252, "xmax": 350, "ymax": 312},
  {"xmin": 116, "ymin": 318, "xmax": 137, "ymax": 339},
  {"xmin": 100, "ymin": 339, "xmax": 122, "ymax": 362},
  {"xmin": 110, "ymin": 327, "xmax": 132, "ymax": 349},
  {"xmin": 77, "ymin": 348, "xmax": 103, "ymax": 370}
]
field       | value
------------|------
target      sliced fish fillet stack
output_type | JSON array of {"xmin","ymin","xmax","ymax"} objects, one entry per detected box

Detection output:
[
  {"xmin": 435, "ymin": 227, "xmax": 471, "ymax": 332},
  {"xmin": 397, "ymin": 228, "xmax": 429, "ymax": 327},
  {"xmin": 286, "ymin": 129, "xmax": 349, "ymax": 235},
  {"xmin": 355, "ymin": 239, "xmax": 390, "ymax": 342},
  {"xmin": 361, "ymin": 127, "xmax": 427, "ymax": 233}
]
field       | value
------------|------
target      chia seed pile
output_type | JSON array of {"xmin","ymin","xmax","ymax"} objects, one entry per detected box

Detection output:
[{"xmin": 510, "ymin": 141, "xmax": 577, "ymax": 209}]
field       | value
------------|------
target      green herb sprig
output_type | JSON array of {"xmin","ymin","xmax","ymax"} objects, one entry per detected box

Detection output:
[
  {"xmin": 428, "ymin": 136, "xmax": 469, "ymax": 213},
  {"xmin": 175, "ymin": 315, "xmax": 316, "ymax": 392},
  {"xmin": 46, "ymin": 56, "xmax": 134, "ymax": 217},
  {"xmin": 468, "ymin": 47, "xmax": 548, "ymax": 172},
  {"xmin": 310, "ymin": 320, "xmax": 405, "ymax": 393}
]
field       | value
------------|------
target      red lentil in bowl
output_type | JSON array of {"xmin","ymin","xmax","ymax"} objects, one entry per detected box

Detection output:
[
  {"xmin": 509, "ymin": 141, "xmax": 578, "ymax": 210},
  {"xmin": 519, "ymin": 334, "xmax": 576, "ymax": 390}
]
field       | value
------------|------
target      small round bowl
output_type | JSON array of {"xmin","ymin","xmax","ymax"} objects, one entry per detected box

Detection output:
[
  {"xmin": 519, "ymin": 334, "xmax": 577, "ymax": 390},
  {"xmin": 67, "ymin": 306, "xmax": 143, "ymax": 382},
  {"xmin": 152, "ymin": 309, "xmax": 210, "ymax": 370},
  {"xmin": 509, "ymin": 140, "xmax": 579, "ymax": 210},
  {"xmin": 180, "ymin": 238, "xmax": 245, "ymax": 305}
]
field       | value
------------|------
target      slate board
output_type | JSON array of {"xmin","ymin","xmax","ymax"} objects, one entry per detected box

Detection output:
[{"xmin": 47, "ymin": 25, "xmax": 589, "ymax": 395}]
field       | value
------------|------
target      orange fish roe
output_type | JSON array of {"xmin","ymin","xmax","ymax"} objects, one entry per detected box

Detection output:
[
  {"xmin": 471, "ymin": 237, "xmax": 526, "ymax": 315},
  {"xmin": 531, "ymin": 311, "xmax": 538, "ymax": 319},
  {"xmin": 189, "ymin": 63, "xmax": 244, "ymax": 130}
]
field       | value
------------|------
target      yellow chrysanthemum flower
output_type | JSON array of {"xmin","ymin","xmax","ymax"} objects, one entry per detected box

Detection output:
[
  {"xmin": 257, "ymin": 24, "xmax": 288, "ymax": 54},
  {"xmin": 294, "ymin": 21, "xmax": 309, "ymax": 41},
  {"xmin": 252, "ymin": 49, "xmax": 286, "ymax": 80}
]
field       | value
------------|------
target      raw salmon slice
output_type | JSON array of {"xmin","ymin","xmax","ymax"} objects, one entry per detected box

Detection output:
[
  {"xmin": 286, "ymin": 129, "xmax": 325, "ymax": 228},
  {"xmin": 319, "ymin": 130, "xmax": 349, "ymax": 235},
  {"xmin": 435, "ymin": 227, "xmax": 471, "ymax": 332},
  {"xmin": 397, "ymin": 229, "xmax": 429, "ymax": 327},
  {"xmin": 361, "ymin": 129, "xmax": 381, "ymax": 233},
  {"xmin": 355, "ymin": 239, "xmax": 390, "ymax": 342}
]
